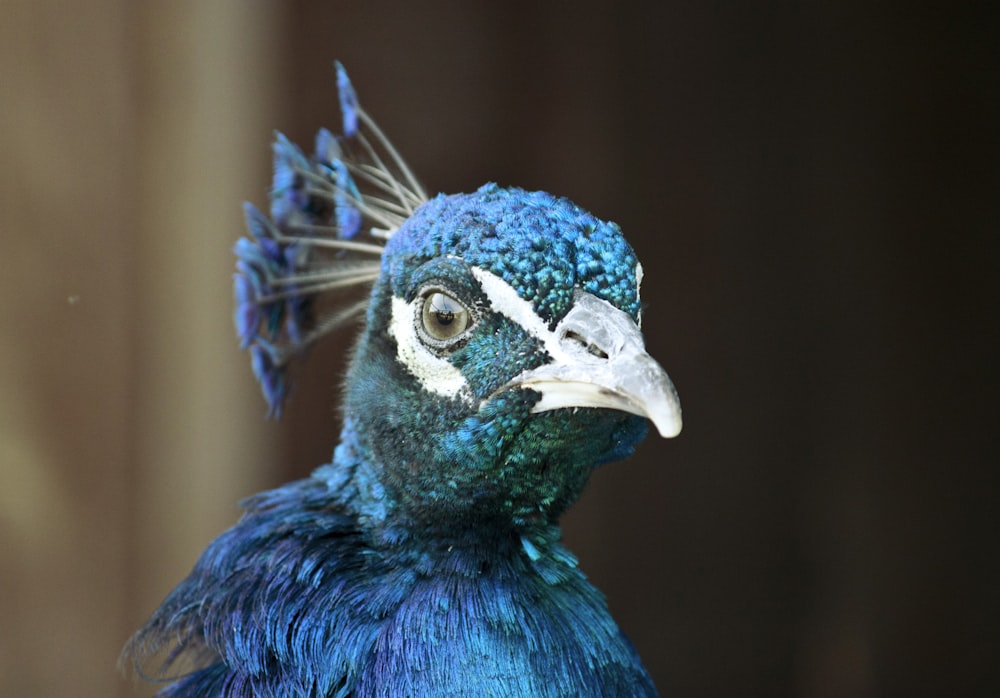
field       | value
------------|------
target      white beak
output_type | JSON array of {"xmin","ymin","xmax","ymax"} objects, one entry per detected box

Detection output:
[{"xmin": 496, "ymin": 290, "xmax": 682, "ymax": 438}]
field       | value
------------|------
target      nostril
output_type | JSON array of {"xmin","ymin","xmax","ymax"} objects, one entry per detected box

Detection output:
[{"xmin": 563, "ymin": 330, "xmax": 609, "ymax": 359}]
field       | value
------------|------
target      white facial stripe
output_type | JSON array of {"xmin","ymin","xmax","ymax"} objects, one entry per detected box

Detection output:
[
  {"xmin": 388, "ymin": 295, "xmax": 468, "ymax": 397},
  {"xmin": 470, "ymin": 268, "xmax": 578, "ymax": 365},
  {"xmin": 635, "ymin": 261, "xmax": 644, "ymax": 328}
]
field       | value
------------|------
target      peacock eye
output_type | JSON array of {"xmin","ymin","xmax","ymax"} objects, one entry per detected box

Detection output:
[{"xmin": 420, "ymin": 291, "xmax": 470, "ymax": 341}]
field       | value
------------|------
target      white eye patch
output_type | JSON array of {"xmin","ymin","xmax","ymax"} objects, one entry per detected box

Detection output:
[
  {"xmin": 469, "ymin": 267, "xmax": 577, "ymax": 366},
  {"xmin": 388, "ymin": 269, "xmax": 548, "ymax": 400},
  {"xmin": 388, "ymin": 294, "xmax": 470, "ymax": 398},
  {"xmin": 390, "ymin": 267, "xmax": 631, "ymax": 402}
]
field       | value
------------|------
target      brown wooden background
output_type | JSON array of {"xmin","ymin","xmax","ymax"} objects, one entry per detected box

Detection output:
[{"xmin": 1, "ymin": 2, "xmax": 996, "ymax": 696}]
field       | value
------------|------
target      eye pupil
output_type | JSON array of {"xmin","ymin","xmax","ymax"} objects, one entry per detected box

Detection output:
[{"xmin": 421, "ymin": 291, "xmax": 470, "ymax": 341}]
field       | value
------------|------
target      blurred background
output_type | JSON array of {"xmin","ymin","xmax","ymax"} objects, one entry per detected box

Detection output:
[{"xmin": 1, "ymin": 1, "xmax": 996, "ymax": 696}]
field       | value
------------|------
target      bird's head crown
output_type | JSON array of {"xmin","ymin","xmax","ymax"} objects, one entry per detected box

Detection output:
[{"xmin": 383, "ymin": 184, "xmax": 641, "ymax": 326}]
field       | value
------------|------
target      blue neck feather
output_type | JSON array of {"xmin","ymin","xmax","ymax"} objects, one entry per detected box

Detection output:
[{"xmin": 138, "ymin": 455, "xmax": 657, "ymax": 697}]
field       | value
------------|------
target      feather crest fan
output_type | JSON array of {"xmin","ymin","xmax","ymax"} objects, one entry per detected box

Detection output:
[{"xmin": 234, "ymin": 61, "xmax": 427, "ymax": 415}]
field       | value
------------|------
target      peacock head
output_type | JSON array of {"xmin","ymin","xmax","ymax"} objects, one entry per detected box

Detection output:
[{"xmin": 235, "ymin": 65, "xmax": 680, "ymax": 535}]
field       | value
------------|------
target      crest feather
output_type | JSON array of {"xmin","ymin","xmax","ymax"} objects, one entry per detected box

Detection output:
[{"xmin": 234, "ymin": 63, "xmax": 427, "ymax": 416}]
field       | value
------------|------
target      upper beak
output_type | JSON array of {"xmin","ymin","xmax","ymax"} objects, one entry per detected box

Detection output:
[{"xmin": 496, "ymin": 290, "xmax": 682, "ymax": 438}]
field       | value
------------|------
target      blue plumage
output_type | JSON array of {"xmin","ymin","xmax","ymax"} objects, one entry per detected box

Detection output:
[{"xmin": 126, "ymin": 64, "xmax": 681, "ymax": 697}]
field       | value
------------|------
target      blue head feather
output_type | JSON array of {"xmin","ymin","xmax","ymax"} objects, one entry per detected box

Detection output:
[{"xmin": 383, "ymin": 183, "xmax": 641, "ymax": 324}]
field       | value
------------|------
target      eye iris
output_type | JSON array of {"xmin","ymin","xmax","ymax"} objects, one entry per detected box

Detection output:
[{"xmin": 422, "ymin": 292, "xmax": 469, "ymax": 340}]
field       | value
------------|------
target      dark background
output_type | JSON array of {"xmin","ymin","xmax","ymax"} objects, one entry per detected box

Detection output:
[
  {"xmin": 274, "ymin": 3, "xmax": 999, "ymax": 695},
  {"xmin": 1, "ymin": 2, "xmax": 996, "ymax": 696}
]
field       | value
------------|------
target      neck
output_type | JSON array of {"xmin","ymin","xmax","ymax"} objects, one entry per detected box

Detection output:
[{"xmin": 317, "ymin": 420, "xmax": 576, "ymax": 567}]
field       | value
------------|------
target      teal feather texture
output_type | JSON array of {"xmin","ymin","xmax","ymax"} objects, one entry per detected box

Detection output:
[{"xmin": 125, "ymin": 63, "xmax": 681, "ymax": 697}]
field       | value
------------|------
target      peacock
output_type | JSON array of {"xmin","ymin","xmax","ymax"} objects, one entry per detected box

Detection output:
[{"xmin": 125, "ymin": 62, "xmax": 682, "ymax": 697}]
